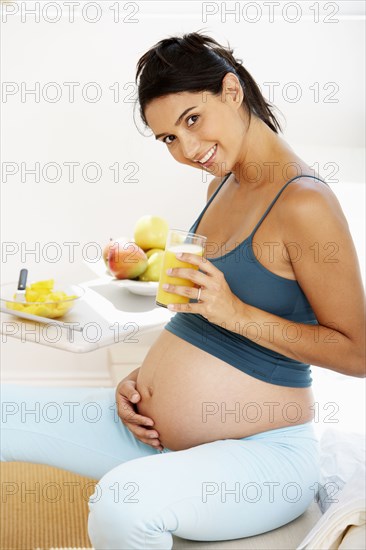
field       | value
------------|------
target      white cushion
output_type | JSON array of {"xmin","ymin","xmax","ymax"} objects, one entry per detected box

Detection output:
[{"xmin": 172, "ymin": 501, "xmax": 321, "ymax": 549}]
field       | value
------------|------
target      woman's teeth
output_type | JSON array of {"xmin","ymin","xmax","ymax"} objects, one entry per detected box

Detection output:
[{"xmin": 199, "ymin": 144, "xmax": 217, "ymax": 164}]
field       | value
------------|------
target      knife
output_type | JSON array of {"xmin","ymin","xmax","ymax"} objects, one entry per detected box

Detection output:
[{"xmin": 15, "ymin": 269, "xmax": 28, "ymax": 302}]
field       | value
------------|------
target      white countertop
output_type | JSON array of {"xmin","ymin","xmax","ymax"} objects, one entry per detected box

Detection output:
[{"xmin": 0, "ymin": 275, "xmax": 173, "ymax": 353}]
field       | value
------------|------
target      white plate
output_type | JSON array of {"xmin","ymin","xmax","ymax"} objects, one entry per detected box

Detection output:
[{"xmin": 117, "ymin": 279, "xmax": 159, "ymax": 296}]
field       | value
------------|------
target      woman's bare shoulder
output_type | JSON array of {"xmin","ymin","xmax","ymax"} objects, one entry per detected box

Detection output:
[{"xmin": 278, "ymin": 175, "xmax": 348, "ymax": 232}]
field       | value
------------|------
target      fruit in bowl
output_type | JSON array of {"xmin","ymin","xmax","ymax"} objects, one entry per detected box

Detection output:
[
  {"xmin": 1, "ymin": 279, "xmax": 84, "ymax": 319},
  {"xmin": 134, "ymin": 215, "xmax": 169, "ymax": 250},
  {"xmin": 101, "ymin": 215, "xmax": 169, "ymax": 282},
  {"xmin": 102, "ymin": 236, "xmax": 130, "ymax": 275},
  {"xmin": 138, "ymin": 250, "xmax": 165, "ymax": 282},
  {"xmin": 107, "ymin": 239, "xmax": 148, "ymax": 280},
  {"xmin": 146, "ymin": 247, "xmax": 164, "ymax": 259}
]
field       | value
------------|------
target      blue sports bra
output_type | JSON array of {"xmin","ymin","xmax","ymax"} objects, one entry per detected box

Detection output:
[{"xmin": 164, "ymin": 174, "xmax": 328, "ymax": 388}]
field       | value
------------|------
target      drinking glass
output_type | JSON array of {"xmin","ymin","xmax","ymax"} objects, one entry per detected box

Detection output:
[{"xmin": 156, "ymin": 229, "xmax": 207, "ymax": 308}]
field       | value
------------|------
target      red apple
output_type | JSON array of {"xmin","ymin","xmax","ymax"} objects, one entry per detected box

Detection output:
[
  {"xmin": 108, "ymin": 239, "xmax": 148, "ymax": 280},
  {"xmin": 103, "ymin": 237, "xmax": 128, "ymax": 274},
  {"xmin": 103, "ymin": 239, "xmax": 114, "ymax": 267}
]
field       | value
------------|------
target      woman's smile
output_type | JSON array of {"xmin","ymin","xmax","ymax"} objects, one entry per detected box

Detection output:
[{"xmin": 195, "ymin": 144, "xmax": 218, "ymax": 167}]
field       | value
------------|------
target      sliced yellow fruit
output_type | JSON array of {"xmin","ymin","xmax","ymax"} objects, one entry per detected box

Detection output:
[
  {"xmin": 48, "ymin": 291, "xmax": 67, "ymax": 301},
  {"xmin": 30, "ymin": 279, "xmax": 55, "ymax": 290},
  {"xmin": 25, "ymin": 289, "xmax": 40, "ymax": 302},
  {"xmin": 6, "ymin": 301, "xmax": 23, "ymax": 311},
  {"xmin": 7, "ymin": 279, "xmax": 78, "ymax": 318}
]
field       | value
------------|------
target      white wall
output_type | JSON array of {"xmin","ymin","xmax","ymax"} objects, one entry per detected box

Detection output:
[
  {"xmin": 1, "ymin": 2, "xmax": 365, "ymax": 393},
  {"xmin": 1, "ymin": 1, "xmax": 365, "ymax": 284}
]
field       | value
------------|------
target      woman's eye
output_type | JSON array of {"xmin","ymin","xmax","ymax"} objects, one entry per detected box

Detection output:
[
  {"xmin": 163, "ymin": 135, "xmax": 175, "ymax": 145},
  {"xmin": 187, "ymin": 115, "xmax": 199, "ymax": 126},
  {"xmin": 162, "ymin": 115, "xmax": 199, "ymax": 145}
]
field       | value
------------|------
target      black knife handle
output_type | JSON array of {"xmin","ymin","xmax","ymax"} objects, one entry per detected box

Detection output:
[{"xmin": 17, "ymin": 269, "xmax": 28, "ymax": 291}]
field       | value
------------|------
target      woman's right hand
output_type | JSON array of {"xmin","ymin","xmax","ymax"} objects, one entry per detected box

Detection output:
[{"xmin": 115, "ymin": 377, "xmax": 163, "ymax": 451}]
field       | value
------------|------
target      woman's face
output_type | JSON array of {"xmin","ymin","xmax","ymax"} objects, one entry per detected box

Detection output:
[{"xmin": 144, "ymin": 73, "xmax": 248, "ymax": 178}]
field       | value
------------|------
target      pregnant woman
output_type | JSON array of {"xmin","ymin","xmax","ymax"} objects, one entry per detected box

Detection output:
[{"xmin": 1, "ymin": 32, "xmax": 365, "ymax": 550}]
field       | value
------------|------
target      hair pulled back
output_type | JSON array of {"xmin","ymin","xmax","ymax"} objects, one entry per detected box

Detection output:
[{"xmin": 135, "ymin": 31, "xmax": 283, "ymax": 134}]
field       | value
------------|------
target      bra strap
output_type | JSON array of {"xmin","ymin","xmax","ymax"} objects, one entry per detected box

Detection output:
[
  {"xmin": 191, "ymin": 171, "xmax": 232, "ymax": 231},
  {"xmin": 249, "ymin": 174, "xmax": 328, "ymax": 239},
  {"xmin": 206, "ymin": 171, "xmax": 232, "ymax": 206}
]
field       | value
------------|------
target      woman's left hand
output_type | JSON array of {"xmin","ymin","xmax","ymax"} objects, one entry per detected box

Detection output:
[{"xmin": 163, "ymin": 252, "xmax": 242, "ymax": 326}]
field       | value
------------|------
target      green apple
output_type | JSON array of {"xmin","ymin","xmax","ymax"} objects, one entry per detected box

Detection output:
[
  {"xmin": 138, "ymin": 250, "xmax": 165, "ymax": 282},
  {"xmin": 146, "ymin": 247, "xmax": 165, "ymax": 258},
  {"xmin": 134, "ymin": 216, "xmax": 169, "ymax": 251}
]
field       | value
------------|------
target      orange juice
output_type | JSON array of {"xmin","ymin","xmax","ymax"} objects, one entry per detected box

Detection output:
[{"xmin": 156, "ymin": 243, "xmax": 204, "ymax": 307}]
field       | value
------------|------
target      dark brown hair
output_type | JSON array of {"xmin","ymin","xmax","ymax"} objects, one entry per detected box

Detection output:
[{"xmin": 135, "ymin": 31, "xmax": 283, "ymax": 134}]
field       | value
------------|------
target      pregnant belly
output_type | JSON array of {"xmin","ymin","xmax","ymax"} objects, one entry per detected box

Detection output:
[{"xmin": 136, "ymin": 329, "xmax": 315, "ymax": 450}]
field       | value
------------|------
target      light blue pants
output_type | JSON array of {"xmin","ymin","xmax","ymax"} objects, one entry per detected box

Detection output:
[{"xmin": 1, "ymin": 384, "xmax": 321, "ymax": 549}]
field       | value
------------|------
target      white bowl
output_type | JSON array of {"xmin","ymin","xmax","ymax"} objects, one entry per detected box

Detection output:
[
  {"xmin": 0, "ymin": 281, "xmax": 85, "ymax": 319},
  {"xmin": 116, "ymin": 280, "xmax": 158, "ymax": 296}
]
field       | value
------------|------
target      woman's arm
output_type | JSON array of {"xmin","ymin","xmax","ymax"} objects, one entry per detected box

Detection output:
[{"xmin": 231, "ymin": 184, "xmax": 365, "ymax": 377}]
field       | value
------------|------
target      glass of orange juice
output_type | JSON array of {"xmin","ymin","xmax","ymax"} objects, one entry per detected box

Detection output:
[{"xmin": 156, "ymin": 229, "xmax": 207, "ymax": 308}]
